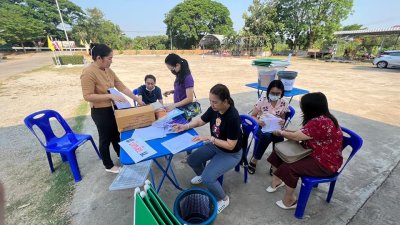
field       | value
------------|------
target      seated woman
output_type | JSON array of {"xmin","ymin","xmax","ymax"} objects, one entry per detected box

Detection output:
[
  {"xmin": 267, "ymin": 92, "xmax": 343, "ymax": 209},
  {"xmin": 248, "ymin": 80, "xmax": 289, "ymax": 174},
  {"xmin": 172, "ymin": 84, "xmax": 242, "ymax": 214}
]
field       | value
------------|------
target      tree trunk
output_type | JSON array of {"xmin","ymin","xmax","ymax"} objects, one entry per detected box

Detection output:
[
  {"xmin": 308, "ymin": 30, "xmax": 315, "ymax": 49},
  {"xmin": 21, "ymin": 42, "xmax": 26, "ymax": 54}
]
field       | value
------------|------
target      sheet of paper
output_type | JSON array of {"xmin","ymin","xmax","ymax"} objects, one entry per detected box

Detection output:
[
  {"xmin": 150, "ymin": 101, "xmax": 164, "ymax": 110},
  {"xmin": 261, "ymin": 114, "xmax": 282, "ymax": 133},
  {"xmin": 161, "ymin": 132, "xmax": 200, "ymax": 154},
  {"xmin": 152, "ymin": 108, "xmax": 184, "ymax": 128},
  {"xmin": 108, "ymin": 87, "xmax": 132, "ymax": 109},
  {"xmin": 119, "ymin": 137, "xmax": 157, "ymax": 163},
  {"xmin": 131, "ymin": 125, "xmax": 166, "ymax": 141}
]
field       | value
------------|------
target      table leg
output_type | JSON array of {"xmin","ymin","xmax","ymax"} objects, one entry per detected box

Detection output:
[
  {"xmin": 153, "ymin": 156, "xmax": 183, "ymax": 192},
  {"xmin": 289, "ymin": 96, "xmax": 294, "ymax": 104}
]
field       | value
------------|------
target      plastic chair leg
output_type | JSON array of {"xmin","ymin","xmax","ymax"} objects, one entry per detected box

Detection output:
[
  {"xmin": 295, "ymin": 182, "xmax": 314, "ymax": 219},
  {"xmin": 244, "ymin": 167, "xmax": 248, "ymax": 183},
  {"xmin": 46, "ymin": 152, "xmax": 55, "ymax": 173},
  {"xmin": 66, "ymin": 152, "xmax": 82, "ymax": 182},
  {"xmin": 326, "ymin": 180, "xmax": 337, "ymax": 203},
  {"xmin": 235, "ymin": 164, "xmax": 240, "ymax": 172},
  {"xmin": 89, "ymin": 137, "xmax": 101, "ymax": 159},
  {"xmin": 60, "ymin": 153, "xmax": 68, "ymax": 162}
]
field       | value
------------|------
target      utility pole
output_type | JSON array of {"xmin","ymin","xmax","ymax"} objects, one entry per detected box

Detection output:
[
  {"xmin": 170, "ymin": 29, "xmax": 172, "ymax": 50},
  {"xmin": 55, "ymin": 0, "xmax": 72, "ymax": 52}
]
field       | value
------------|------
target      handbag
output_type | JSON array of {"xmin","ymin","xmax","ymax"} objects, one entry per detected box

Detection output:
[
  {"xmin": 274, "ymin": 140, "xmax": 312, "ymax": 163},
  {"xmin": 177, "ymin": 91, "xmax": 202, "ymax": 121}
]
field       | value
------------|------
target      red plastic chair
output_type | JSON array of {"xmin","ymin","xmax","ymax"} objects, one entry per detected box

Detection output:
[{"xmin": 24, "ymin": 110, "xmax": 101, "ymax": 182}]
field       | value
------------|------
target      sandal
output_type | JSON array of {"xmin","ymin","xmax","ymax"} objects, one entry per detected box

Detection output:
[{"xmin": 248, "ymin": 161, "xmax": 257, "ymax": 174}]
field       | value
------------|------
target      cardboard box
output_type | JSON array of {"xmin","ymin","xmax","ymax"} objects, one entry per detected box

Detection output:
[{"xmin": 114, "ymin": 105, "xmax": 155, "ymax": 132}]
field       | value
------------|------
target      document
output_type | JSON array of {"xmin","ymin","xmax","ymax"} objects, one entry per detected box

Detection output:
[
  {"xmin": 119, "ymin": 137, "xmax": 157, "ymax": 163},
  {"xmin": 152, "ymin": 108, "xmax": 184, "ymax": 128},
  {"xmin": 161, "ymin": 132, "xmax": 200, "ymax": 154},
  {"xmin": 108, "ymin": 87, "xmax": 132, "ymax": 109},
  {"xmin": 261, "ymin": 114, "xmax": 282, "ymax": 133},
  {"xmin": 131, "ymin": 125, "xmax": 167, "ymax": 141}
]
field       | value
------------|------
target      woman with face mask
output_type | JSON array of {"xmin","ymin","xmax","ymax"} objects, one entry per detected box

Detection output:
[
  {"xmin": 248, "ymin": 80, "xmax": 289, "ymax": 174},
  {"xmin": 163, "ymin": 53, "xmax": 194, "ymax": 112}
]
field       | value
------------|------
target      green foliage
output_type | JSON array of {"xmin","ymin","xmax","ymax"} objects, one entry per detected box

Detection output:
[
  {"xmin": 275, "ymin": 0, "xmax": 353, "ymax": 50},
  {"xmin": 0, "ymin": 2, "xmax": 46, "ymax": 51},
  {"xmin": 164, "ymin": 0, "xmax": 234, "ymax": 49},
  {"xmin": 53, "ymin": 55, "xmax": 84, "ymax": 65},
  {"xmin": 2, "ymin": 0, "xmax": 84, "ymax": 41},
  {"xmin": 131, "ymin": 35, "xmax": 169, "ymax": 50},
  {"xmin": 243, "ymin": 0, "xmax": 284, "ymax": 51},
  {"xmin": 341, "ymin": 24, "xmax": 366, "ymax": 31},
  {"xmin": 71, "ymin": 8, "xmax": 125, "ymax": 50}
]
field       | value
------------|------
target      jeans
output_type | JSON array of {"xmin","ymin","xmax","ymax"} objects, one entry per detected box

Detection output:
[
  {"xmin": 187, "ymin": 143, "xmax": 242, "ymax": 200},
  {"xmin": 253, "ymin": 128, "xmax": 284, "ymax": 160},
  {"xmin": 91, "ymin": 107, "xmax": 120, "ymax": 169}
]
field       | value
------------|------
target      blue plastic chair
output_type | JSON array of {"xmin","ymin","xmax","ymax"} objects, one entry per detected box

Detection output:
[
  {"xmin": 217, "ymin": 115, "xmax": 259, "ymax": 185},
  {"xmin": 132, "ymin": 88, "xmax": 139, "ymax": 107},
  {"xmin": 284, "ymin": 105, "xmax": 296, "ymax": 128},
  {"xmin": 294, "ymin": 127, "xmax": 363, "ymax": 219},
  {"xmin": 24, "ymin": 110, "xmax": 101, "ymax": 182}
]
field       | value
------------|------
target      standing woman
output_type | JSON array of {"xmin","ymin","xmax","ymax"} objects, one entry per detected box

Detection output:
[
  {"xmin": 163, "ymin": 53, "xmax": 194, "ymax": 112},
  {"xmin": 81, "ymin": 43, "xmax": 144, "ymax": 173},
  {"xmin": 172, "ymin": 84, "xmax": 242, "ymax": 214}
]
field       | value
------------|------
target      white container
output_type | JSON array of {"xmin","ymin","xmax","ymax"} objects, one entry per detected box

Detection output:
[{"xmin": 281, "ymin": 78, "xmax": 295, "ymax": 91}]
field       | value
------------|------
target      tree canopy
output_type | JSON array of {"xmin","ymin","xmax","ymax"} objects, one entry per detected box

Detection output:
[
  {"xmin": 164, "ymin": 0, "xmax": 234, "ymax": 49},
  {"xmin": 243, "ymin": 0, "xmax": 353, "ymax": 51}
]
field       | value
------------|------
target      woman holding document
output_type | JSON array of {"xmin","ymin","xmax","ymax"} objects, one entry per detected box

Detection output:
[
  {"xmin": 248, "ymin": 80, "xmax": 289, "ymax": 174},
  {"xmin": 172, "ymin": 84, "xmax": 242, "ymax": 214},
  {"xmin": 81, "ymin": 43, "xmax": 144, "ymax": 174}
]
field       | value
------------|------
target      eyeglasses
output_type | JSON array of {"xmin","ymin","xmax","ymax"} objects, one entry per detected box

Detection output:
[{"xmin": 167, "ymin": 66, "xmax": 176, "ymax": 72}]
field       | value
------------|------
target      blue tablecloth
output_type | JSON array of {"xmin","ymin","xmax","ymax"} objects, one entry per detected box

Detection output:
[{"xmin": 245, "ymin": 82, "xmax": 309, "ymax": 98}]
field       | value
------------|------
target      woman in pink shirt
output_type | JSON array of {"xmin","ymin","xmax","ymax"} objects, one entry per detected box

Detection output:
[{"xmin": 249, "ymin": 80, "xmax": 289, "ymax": 174}]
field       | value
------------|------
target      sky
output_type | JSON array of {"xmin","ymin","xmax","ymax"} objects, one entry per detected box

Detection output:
[{"xmin": 69, "ymin": 0, "xmax": 400, "ymax": 37}]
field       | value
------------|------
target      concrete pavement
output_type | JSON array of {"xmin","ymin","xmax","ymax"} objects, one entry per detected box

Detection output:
[
  {"xmin": 69, "ymin": 92, "xmax": 400, "ymax": 225},
  {"xmin": 0, "ymin": 52, "xmax": 53, "ymax": 81}
]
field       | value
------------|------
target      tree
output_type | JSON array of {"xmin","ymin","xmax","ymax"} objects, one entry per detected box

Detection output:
[
  {"xmin": 0, "ymin": 2, "xmax": 46, "ymax": 52},
  {"xmin": 71, "ymin": 8, "xmax": 125, "ymax": 50},
  {"xmin": 243, "ymin": 0, "xmax": 284, "ymax": 52},
  {"xmin": 341, "ymin": 24, "xmax": 366, "ymax": 31},
  {"xmin": 6, "ymin": 0, "xmax": 85, "ymax": 38},
  {"xmin": 164, "ymin": 0, "xmax": 234, "ymax": 49},
  {"xmin": 277, "ymin": 0, "xmax": 353, "ymax": 50}
]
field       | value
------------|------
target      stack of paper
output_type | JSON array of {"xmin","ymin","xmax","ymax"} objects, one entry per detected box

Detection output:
[
  {"xmin": 131, "ymin": 126, "xmax": 167, "ymax": 141},
  {"xmin": 261, "ymin": 114, "xmax": 282, "ymax": 133},
  {"xmin": 161, "ymin": 133, "xmax": 200, "ymax": 154},
  {"xmin": 108, "ymin": 87, "xmax": 132, "ymax": 109}
]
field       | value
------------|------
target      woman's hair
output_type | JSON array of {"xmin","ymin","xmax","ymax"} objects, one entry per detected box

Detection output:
[
  {"xmin": 144, "ymin": 74, "xmax": 156, "ymax": 83},
  {"xmin": 210, "ymin": 84, "xmax": 235, "ymax": 107},
  {"xmin": 89, "ymin": 43, "xmax": 112, "ymax": 61},
  {"xmin": 266, "ymin": 80, "xmax": 285, "ymax": 100},
  {"xmin": 164, "ymin": 53, "xmax": 191, "ymax": 85},
  {"xmin": 300, "ymin": 92, "xmax": 339, "ymax": 127}
]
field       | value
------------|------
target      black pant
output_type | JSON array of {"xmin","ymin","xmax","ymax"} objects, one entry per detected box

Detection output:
[
  {"xmin": 253, "ymin": 128, "xmax": 284, "ymax": 160},
  {"xmin": 91, "ymin": 107, "xmax": 120, "ymax": 169}
]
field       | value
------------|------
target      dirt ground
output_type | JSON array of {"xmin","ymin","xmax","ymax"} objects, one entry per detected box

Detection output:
[{"xmin": 0, "ymin": 54, "xmax": 399, "ymax": 224}]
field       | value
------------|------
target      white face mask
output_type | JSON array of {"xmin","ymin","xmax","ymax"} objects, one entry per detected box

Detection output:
[
  {"xmin": 146, "ymin": 86, "xmax": 155, "ymax": 92},
  {"xmin": 268, "ymin": 94, "xmax": 280, "ymax": 102}
]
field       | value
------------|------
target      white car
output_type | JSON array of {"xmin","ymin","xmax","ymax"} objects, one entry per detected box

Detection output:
[{"xmin": 373, "ymin": 50, "xmax": 400, "ymax": 68}]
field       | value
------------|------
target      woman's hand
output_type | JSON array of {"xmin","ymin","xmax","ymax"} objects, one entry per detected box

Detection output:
[
  {"xmin": 171, "ymin": 123, "xmax": 187, "ymax": 133},
  {"xmin": 110, "ymin": 94, "xmax": 127, "ymax": 102},
  {"xmin": 163, "ymin": 90, "xmax": 173, "ymax": 97},
  {"xmin": 273, "ymin": 130, "xmax": 282, "ymax": 136},
  {"xmin": 137, "ymin": 100, "xmax": 146, "ymax": 106},
  {"xmin": 258, "ymin": 119, "xmax": 266, "ymax": 127},
  {"xmin": 192, "ymin": 135, "xmax": 211, "ymax": 142},
  {"xmin": 165, "ymin": 104, "xmax": 175, "ymax": 112}
]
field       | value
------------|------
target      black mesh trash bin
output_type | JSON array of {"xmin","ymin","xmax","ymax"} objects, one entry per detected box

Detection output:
[{"xmin": 173, "ymin": 188, "xmax": 218, "ymax": 225}]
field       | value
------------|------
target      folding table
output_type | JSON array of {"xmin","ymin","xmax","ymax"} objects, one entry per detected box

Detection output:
[
  {"xmin": 120, "ymin": 122, "xmax": 203, "ymax": 193},
  {"xmin": 245, "ymin": 82, "xmax": 310, "ymax": 103}
]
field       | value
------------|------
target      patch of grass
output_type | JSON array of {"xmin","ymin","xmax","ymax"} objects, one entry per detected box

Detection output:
[
  {"xmin": 35, "ymin": 100, "xmax": 89, "ymax": 224},
  {"xmin": 72, "ymin": 101, "xmax": 89, "ymax": 133},
  {"xmin": 5, "ymin": 196, "xmax": 31, "ymax": 217}
]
